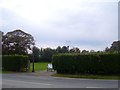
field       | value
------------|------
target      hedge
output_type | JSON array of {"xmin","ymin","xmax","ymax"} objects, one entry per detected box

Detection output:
[
  {"xmin": 52, "ymin": 53, "xmax": 120, "ymax": 75},
  {"xmin": 2, "ymin": 55, "xmax": 30, "ymax": 72}
]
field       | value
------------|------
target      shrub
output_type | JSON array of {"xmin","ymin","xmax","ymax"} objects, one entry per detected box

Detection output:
[
  {"xmin": 99, "ymin": 53, "xmax": 119, "ymax": 74},
  {"xmin": 52, "ymin": 53, "xmax": 119, "ymax": 75},
  {"xmin": 2, "ymin": 55, "xmax": 30, "ymax": 72}
]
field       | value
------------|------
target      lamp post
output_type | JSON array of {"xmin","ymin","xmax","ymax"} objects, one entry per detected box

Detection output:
[{"xmin": 32, "ymin": 45, "xmax": 35, "ymax": 72}]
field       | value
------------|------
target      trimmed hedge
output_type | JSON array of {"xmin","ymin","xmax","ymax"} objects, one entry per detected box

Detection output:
[
  {"xmin": 2, "ymin": 55, "xmax": 30, "ymax": 72},
  {"xmin": 52, "ymin": 53, "xmax": 120, "ymax": 75}
]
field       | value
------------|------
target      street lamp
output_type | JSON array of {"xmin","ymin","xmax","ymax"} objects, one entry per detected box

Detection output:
[{"xmin": 32, "ymin": 45, "xmax": 35, "ymax": 72}]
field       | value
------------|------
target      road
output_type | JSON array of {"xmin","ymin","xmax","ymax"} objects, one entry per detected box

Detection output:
[{"xmin": 1, "ymin": 73, "xmax": 119, "ymax": 88}]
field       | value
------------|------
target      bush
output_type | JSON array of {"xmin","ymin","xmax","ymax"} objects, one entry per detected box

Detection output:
[
  {"xmin": 52, "ymin": 53, "xmax": 120, "ymax": 75},
  {"xmin": 2, "ymin": 55, "xmax": 30, "ymax": 72},
  {"xmin": 99, "ymin": 53, "xmax": 119, "ymax": 74}
]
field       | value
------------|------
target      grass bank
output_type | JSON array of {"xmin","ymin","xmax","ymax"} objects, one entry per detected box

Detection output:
[{"xmin": 52, "ymin": 73, "xmax": 119, "ymax": 80}]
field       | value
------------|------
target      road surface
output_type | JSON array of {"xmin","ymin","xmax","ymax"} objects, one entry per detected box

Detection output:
[{"xmin": 1, "ymin": 72, "xmax": 119, "ymax": 88}]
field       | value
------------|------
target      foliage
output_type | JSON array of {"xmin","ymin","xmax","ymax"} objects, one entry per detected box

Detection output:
[
  {"xmin": 56, "ymin": 46, "xmax": 69, "ymax": 53},
  {"xmin": 2, "ymin": 55, "xmax": 30, "ymax": 72},
  {"xmin": 69, "ymin": 47, "xmax": 81, "ymax": 53},
  {"xmin": 105, "ymin": 40, "xmax": 120, "ymax": 52},
  {"xmin": 52, "ymin": 53, "xmax": 120, "ymax": 75},
  {"xmin": 39, "ymin": 48, "xmax": 56, "ymax": 62},
  {"xmin": 39, "ymin": 46, "xmax": 78, "ymax": 62},
  {"xmin": 0, "ymin": 31, "xmax": 2, "ymax": 55},
  {"xmin": 81, "ymin": 50, "xmax": 89, "ymax": 53},
  {"xmin": 2, "ymin": 29, "xmax": 35, "ymax": 55},
  {"xmin": 110, "ymin": 41, "xmax": 120, "ymax": 52},
  {"xmin": 32, "ymin": 46, "xmax": 40, "ymax": 62}
]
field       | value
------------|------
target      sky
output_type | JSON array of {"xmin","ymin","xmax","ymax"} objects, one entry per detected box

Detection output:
[{"xmin": 0, "ymin": 0, "xmax": 119, "ymax": 51}]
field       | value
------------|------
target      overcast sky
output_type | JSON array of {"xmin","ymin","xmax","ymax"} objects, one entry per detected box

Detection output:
[{"xmin": 0, "ymin": 0, "xmax": 119, "ymax": 51}]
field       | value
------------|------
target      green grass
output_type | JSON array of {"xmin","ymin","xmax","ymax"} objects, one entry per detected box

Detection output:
[
  {"xmin": 52, "ymin": 73, "xmax": 119, "ymax": 80},
  {"xmin": 30, "ymin": 62, "xmax": 50, "ymax": 71}
]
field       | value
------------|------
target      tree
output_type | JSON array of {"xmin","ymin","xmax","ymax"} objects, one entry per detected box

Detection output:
[
  {"xmin": 32, "ymin": 46, "xmax": 40, "ymax": 62},
  {"xmin": 70, "ymin": 47, "xmax": 80, "ymax": 53},
  {"xmin": 105, "ymin": 47, "xmax": 110, "ymax": 52},
  {"xmin": 81, "ymin": 50, "xmax": 89, "ymax": 54},
  {"xmin": 56, "ymin": 46, "xmax": 69, "ymax": 53},
  {"xmin": 2, "ymin": 29, "xmax": 35, "ymax": 55},
  {"xmin": 61, "ymin": 46, "xmax": 69, "ymax": 53},
  {"xmin": 109, "ymin": 41, "xmax": 120, "ymax": 52},
  {"xmin": 104, "ymin": 41, "xmax": 120, "ymax": 53},
  {"xmin": 0, "ymin": 31, "xmax": 3, "ymax": 55},
  {"xmin": 90, "ymin": 50, "xmax": 95, "ymax": 53},
  {"xmin": 40, "ymin": 48, "xmax": 56, "ymax": 62},
  {"xmin": 56, "ymin": 46, "xmax": 62, "ymax": 53}
]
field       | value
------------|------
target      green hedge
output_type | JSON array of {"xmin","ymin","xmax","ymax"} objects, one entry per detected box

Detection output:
[
  {"xmin": 2, "ymin": 55, "xmax": 30, "ymax": 72},
  {"xmin": 52, "ymin": 53, "xmax": 120, "ymax": 75}
]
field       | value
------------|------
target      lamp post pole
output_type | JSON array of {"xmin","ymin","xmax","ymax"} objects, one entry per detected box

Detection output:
[{"xmin": 32, "ymin": 46, "xmax": 35, "ymax": 72}]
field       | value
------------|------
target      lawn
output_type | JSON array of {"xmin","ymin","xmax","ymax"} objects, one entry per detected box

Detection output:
[{"xmin": 30, "ymin": 62, "xmax": 51, "ymax": 71}]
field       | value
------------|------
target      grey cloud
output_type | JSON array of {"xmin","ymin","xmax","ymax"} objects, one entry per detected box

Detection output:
[{"xmin": 1, "ymin": 2, "xmax": 118, "ymax": 50}]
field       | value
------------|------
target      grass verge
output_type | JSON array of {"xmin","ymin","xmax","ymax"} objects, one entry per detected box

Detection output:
[{"xmin": 52, "ymin": 73, "xmax": 119, "ymax": 80}]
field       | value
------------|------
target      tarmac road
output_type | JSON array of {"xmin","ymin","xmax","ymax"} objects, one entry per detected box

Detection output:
[{"xmin": 1, "ymin": 73, "xmax": 119, "ymax": 88}]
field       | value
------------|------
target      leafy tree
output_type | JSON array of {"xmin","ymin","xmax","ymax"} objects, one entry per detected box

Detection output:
[
  {"xmin": 104, "ymin": 41, "xmax": 120, "ymax": 53},
  {"xmin": 105, "ymin": 47, "xmax": 110, "ymax": 52},
  {"xmin": 56, "ymin": 46, "xmax": 62, "ymax": 53},
  {"xmin": 32, "ymin": 46, "xmax": 40, "ymax": 62},
  {"xmin": 90, "ymin": 50, "xmax": 95, "ymax": 53},
  {"xmin": 2, "ymin": 29, "xmax": 35, "ymax": 55},
  {"xmin": 109, "ymin": 41, "xmax": 120, "ymax": 52},
  {"xmin": 56, "ymin": 46, "xmax": 69, "ymax": 53},
  {"xmin": 70, "ymin": 47, "xmax": 81, "ymax": 53},
  {"xmin": 0, "ymin": 31, "xmax": 3, "ymax": 55},
  {"xmin": 61, "ymin": 46, "xmax": 69, "ymax": 53},
  {"xmin": 81, "ymin": 50, "xmax": 89, "ymax": 54},
  {"xmin": 40, "ymin": 48, "xmax": 56, "ymax": 62}
]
